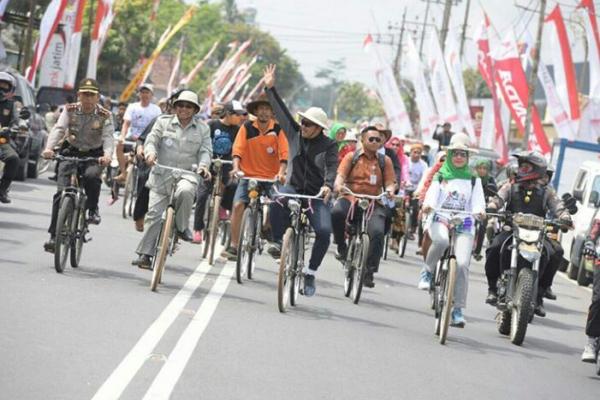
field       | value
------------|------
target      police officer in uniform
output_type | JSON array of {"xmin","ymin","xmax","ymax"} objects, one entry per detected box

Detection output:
[
  {"xmin": 132, "ymin": 90, "xmax": 212, "ymax": 268},
  {"xmin": 0, "ymin": 71, "xmax": 31, "ymax": 203},
  {"xmin": 42, "ymin": 78, "xmax": 114, "ymax": 252}
]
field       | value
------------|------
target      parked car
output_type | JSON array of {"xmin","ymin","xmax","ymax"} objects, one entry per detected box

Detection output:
[{"xmin": 561, "ymin": 161, "xmax": 600, "ymax": 286}]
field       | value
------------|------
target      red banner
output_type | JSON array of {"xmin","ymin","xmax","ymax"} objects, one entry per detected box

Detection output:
[{"xmin": 492, "ymin": 33, "xmax": 551, "ymax": 155}]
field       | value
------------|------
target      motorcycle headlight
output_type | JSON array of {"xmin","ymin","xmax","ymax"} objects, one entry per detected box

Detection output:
[
  {"xmin": 358, "ymin": 199, "xmax": 369, "ymax": 210},
  {"xmin": 518, "ymin": 242, "xmax": 541, "ymax": 262},
  {"xmin": 0, "ymin": 137, "xmax": 7, "ymax": 144},
  {"xmin": 288, "ymin": 199, "xmax": 300, "ymax": 213},
  {"xmin": 518, "ymin": 228, "xmax": 540, "ymax": 243}
]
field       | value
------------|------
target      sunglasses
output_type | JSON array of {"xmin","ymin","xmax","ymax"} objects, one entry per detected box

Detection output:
[
  {"xmin": 452, "ymin": 150, "xmax": 468, "ymax": 158},
  {"xmin": 176, "ymin": 102, "xmax": 196, "ymax": 109},
  {"xmin": 301, "ymin": 119, "xmax": 316, "ymax": 128},
  {"xmin": 367, "ymin": 136, "xmax": 382, "ymax": 143}
]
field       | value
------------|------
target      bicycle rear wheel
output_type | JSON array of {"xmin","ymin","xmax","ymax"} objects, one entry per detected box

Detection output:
[
  {"xmin": 352, "ymin": 233, "xmax": 370, "ymax": 304},
  {"xmin": 203, "ymin": 200, "xmax": 214, "ymax": 259},
  {"xmin": 291, "ymin": 231, "xmax": 304, "ymax": 305},
  {"xmin": 150, "ymin": 207, "xmax": 174, "ymax": 291},
  {"xmin": 400, "ymin": 210, "xmax": 410, "ymax": 258},
  {"xmin": 278, "ymin": 228, "xmax": 295, "ymax": 312},
  {"xmin": 383, "ymin": 233, "xmax": 389, "ymax": 260},
  {"xmin": 236, "ymin": 208, "xmax": 255, "ymax": 284},
  {"xmin": 122, "ymin": 164, "xmax": 134, "ymax": 219},
  {"xmin": 70, "ymin": 204, "xmax": 86, "ymax": 268},
  {"xmin": 55, "ymin": 196, "xmax": 74, "ymax": 273},
  {"xmin": 343, "ymin": 239, "xmax": 355, "ymax": 297},
  {"xmin": 208, "ymin": 196, "xmax": 222, "ymax": 265},
  {"xmin": 128, "ymin": 166, "xmax": 138, "ymax": 218},
  {"xmin": 439, "ymin": 258, "xmax": 457, "ymax": 345}
]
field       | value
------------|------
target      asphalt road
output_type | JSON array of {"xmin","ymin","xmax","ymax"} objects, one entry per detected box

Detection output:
[{"xmin": 1, "ymin": 174, "xmax": 598, "ymax": 400}]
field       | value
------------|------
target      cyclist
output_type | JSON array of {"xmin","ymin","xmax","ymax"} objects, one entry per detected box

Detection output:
[
  {"xmin": 484, "ymin": 151, "xmax": 571, "ymax": 317},
  {"xmin": 193, "ymin": 100, "xmax": 246, "ymax": 243},
  {"xmin": 581, "ymin": 218, "xmax": 600, "ymax": 363},
  {"xmin": 131, "ymin": 90, "xmax": 212, "ymax": 268},
  {"xmin": 115, "ymin": 83, "xmax": 161, "ymax": 183},
  {"xmin": 262, "ymin": 64, "xmax": 338, "ymax": 296},
  {"xmin": 332, "ymin": 126, "xmax": 396, "ymax": 288},
  {"xmin": 41, "ymin": 79, "xmax": 114, "ymax": 252},
  {"xmin": 221, "ymin": 92, "xmax": 289, "ymax": 261},
  {"xmin": 417, "ymin": 133, "xmax": 485, "ymax": 328},
  {"xmin": 0, "ymin": 71, "xmax": 30, "ymax": 203},
  {"xmin": 406, "ymin": 143, "xmax": 428, "ymax": 238}
]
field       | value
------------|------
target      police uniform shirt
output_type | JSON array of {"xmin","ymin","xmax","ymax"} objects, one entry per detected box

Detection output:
[{"xmin": 47, "ymin": 103, "xmax": 115, "ymax": 155}]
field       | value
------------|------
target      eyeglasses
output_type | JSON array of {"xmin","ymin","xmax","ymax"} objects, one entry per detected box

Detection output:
[
  {"xmin": 452, "ymin": 150, "xmax": 468, "ymax": 158},
  {"xmin": 301, "ymin": 119, "xmax": 316, "ymax": 128},
  {"xmin": 176, "ymin": 102, "xmax": 195, "ymax": 109},
  {"xmin": 367, "ymin": 136, "xmax": 382, "ymax": 143}
]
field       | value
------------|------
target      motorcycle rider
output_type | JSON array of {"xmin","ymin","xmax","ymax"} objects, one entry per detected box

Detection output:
[
  {"xmin": 484, "ymin": 151, "xmax": 572, "ymax": 317},
  {"xmin": 0, "ymin": 71, "xmax": 30, "ymax": 203}
]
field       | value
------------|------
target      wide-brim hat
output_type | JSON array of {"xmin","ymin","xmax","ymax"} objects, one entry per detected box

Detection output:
[
  {"xmin": 443, "ymin": 132, "xmax": 478, "ymax": 153},
  {"xmin": 246, "ymin": 93, "xmax": 271, "ymax": 115},
  {"xmin": 297, "ymin": 107, "xmax": 329, "ymax": 130},
  {"xmin": 173, "ymin": 90, "xmax": 200, "ymax": 110},
  {"xmin": 344, "ymin": 128, "xmax": 358, "ymax": 142}
]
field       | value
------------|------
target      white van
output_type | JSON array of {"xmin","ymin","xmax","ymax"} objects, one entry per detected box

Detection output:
[{"xmin": 561, "ymin": 161, "xmax": 600, "ymax": 285}]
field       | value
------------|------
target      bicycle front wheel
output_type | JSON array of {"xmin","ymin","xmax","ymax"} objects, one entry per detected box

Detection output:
[
  {"xmin": 439, "ymin": 258, "xmax": 457, "ymax": 345},
  {"xmin": 122, "ymin": 165, "xmax": 134, "ymax": 219},
  {"xmin": 70, "ymin": 204, "xmax": 86, "ymax": 268},
  {"xmin": 208, "ymin": 196, "xmax": 222, "ymax": 265},
  {"xmin": 278, "ymin": 228, "xmax": 295, "ymax": 312},
  {"xmin": 343, "ymin": 239, "xmax": 355, "ymax": 297},
  {"xmin": 150, "ymin": 207, "xmax": 174, "ymax": 291},
  {"xmin": 55, "ymin": 196, "xmax": 75, "ymax": 273},
  {"xmin": 236, "ymin": 208, "xmax": 255, "ymax": 284},
  {"xmin": 352, "ymin": 233, "xmax": 370, "ymax": 304}
]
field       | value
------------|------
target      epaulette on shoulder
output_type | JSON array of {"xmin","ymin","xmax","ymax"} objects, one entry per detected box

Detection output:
[{"xmin": 96, "ymin": 105, "xmax": 111, "ymax": 117}]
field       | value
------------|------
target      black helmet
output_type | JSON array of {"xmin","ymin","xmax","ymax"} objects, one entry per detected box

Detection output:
[
  {"xmin": 513, "ymin": 151, "xmax": 547, "ymax": 183},
  {"xmin": 546, "ymin": 165, "xmax": 555, "ymax": 180}
]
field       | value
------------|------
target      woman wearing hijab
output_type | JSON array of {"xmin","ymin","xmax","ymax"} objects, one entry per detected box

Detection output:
[{"xmin": 417, "ymin": 133, "xmax": 485, "ymax": 328}]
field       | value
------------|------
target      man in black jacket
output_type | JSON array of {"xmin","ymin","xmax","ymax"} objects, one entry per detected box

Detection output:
[{"xmin": 263, "ymin": 64, "xmax": 338, "ymax": 297}]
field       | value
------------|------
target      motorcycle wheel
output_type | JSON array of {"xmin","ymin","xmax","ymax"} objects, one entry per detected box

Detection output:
[
  {"xmin": 496, "ymin": 311, "xmax": 511, "ymax": 336},
  {"xmin": 510, "ymin": 268, "xmax": 534, "ymax": 346}
]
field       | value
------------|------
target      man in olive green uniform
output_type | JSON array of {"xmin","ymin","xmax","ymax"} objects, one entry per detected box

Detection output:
[
  {"xmin": 132, "ymin": 90, "xmax": 212, "ymax": 268},
  {"xmin": 42, "ymin": 79, "xmax": 114, "ymax": 252}
]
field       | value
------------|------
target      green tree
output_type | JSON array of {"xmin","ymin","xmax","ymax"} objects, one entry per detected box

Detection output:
[
  {"xmin": 335, "ymin": 81, "xmax": 383, "ymax": 122},
  {"xmin": 463, "ymin": 67, "xmax": 491, "ymax": 98}
]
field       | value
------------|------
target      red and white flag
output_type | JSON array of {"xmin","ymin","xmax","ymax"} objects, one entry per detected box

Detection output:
[
  {"xmin": 475, "ymin": 13, "xmax": 508, "ymax": 163},
  {"xmin": 86, "ymin": 0, "xmax": 114, "ymax": 79},
  {"xmin": 26, "ymin": 0, "xmax": 68, "ymax": 84},
  {"xmin": 363, "ymin": 34, "xmax": 413, "ymax": 137},
  {"xmin": 0, "ymin": 0, "xmax": 11, "ymax": 20},
  {"xmin": 492, "ymin": 32, "xmax": 551, "ymax": 155},
  {"xmin": 578, "ymin": 0, "xmax": 600, "ymax": 99},
  {"xmin": 166, "ymin": 37, "xmax": 184, "ymax": 96},
  {"xmin": 64, "ymin": 0, "xmax": 86, "ymax": 89},
  {"xmin": 427, "ymin": 32, "xmax": 458, "ymax": 128},
  {"xmin": 545, "ymin": 5, "xmax": 580, "ymax": 133}
]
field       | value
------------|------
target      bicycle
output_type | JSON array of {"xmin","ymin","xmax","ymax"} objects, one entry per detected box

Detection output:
[
  {"xmin": 203, "ymin": 158, "xmax": 233, "ymax": 265},
  {"xmin": 340, "ymin": 187, "xmax": 385, "ymax": 304},
  {"xmin": 149, "ymin": 163, "xmax": 199, "ymax": 292},
  {"xmin": 236, "ymin": 176, "xmax": 276, "ymax": 284},
  {"xmin": 383, "ymin": 193, "xmax": 404, "ymax": 261},
  {"xmin": 428, "ymin": 208, "xmax": 474, "ymax": 345},
  {"xmin": 52, "ymin": 155, "xmax": 99, "ymax": 273},
  {"xmin": 121, "ymin": 140, "xmax": 139, "ymax": 219},
  {"xmin": 273, "ymin": 187, "xmax": 325, "ymax": 313}
]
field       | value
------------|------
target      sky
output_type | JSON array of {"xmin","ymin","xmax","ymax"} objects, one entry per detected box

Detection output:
[{"xmin": 233, "ymin": 0, "xmax": 594, "ymax": 88}]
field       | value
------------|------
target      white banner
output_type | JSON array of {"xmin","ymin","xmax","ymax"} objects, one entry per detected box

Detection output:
[
  {"xmin": 579, "ymin": 0, "xmax": 600, "ymax": 99},
  {"xmin": 0, "ymin": 0, "xmax": 11, "ymax": 19},
  {"xmin": 63, "ymin": 0, "xmax": 85, "ymax": 89},
  {"xmin": 427, "ymin": 32, "xmax": 458, "ymax": 128},
  {"xmin": 38, "ymin": 32, "xmax": 67, "ymax": 88},
  {"xmin": 404, "ymin": 35, "xmax": 438, "ymax": 140},
  {"xmin": 444, "ymin": 30, "xmax": 476, "ymax": 141},
  {"xmin": 364, "ymin": 34, "xmax": 413, "ymax": 136},
  {"xmin": 538, "ymin": 60, "xmax": 576, "ymax": 140},
  {"xmin": 86, "ymin": 0, "xmax": 114, "ymax": 79}
]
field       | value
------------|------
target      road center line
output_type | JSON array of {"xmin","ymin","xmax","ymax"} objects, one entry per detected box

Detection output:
[
  {"xmin": 91, "ymin": 251, "xmax": 219, "ymax": 400},
  {"xmin": 142, "ymin": 261, "xmax": 235, "ymax": 400}
]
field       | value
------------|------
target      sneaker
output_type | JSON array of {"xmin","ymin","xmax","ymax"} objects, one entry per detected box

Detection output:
[
  {"xmin": 222, "ymin": 246, "xmax": 238, "ymax": 261},
  {"xmin": 417, "ymin": 269, "xmax": 432, "ymax": 290},
  {"xmin": 485, "ymin": 291, "xmax": 498, "ymax": 306},
  {"xmin": 43, "ymin": 237, "xmax": 55, "ymax": 253},
  {"xmin": 582, "ymin": 338, "xmax": 599, "ymax": 363},
  {"xmin": 218, "ymin": 207, "xmax": 229, "ymax": 221},
  {"xmin": 363, "ymin": 271, "xmax": 375, "ymax": 288},
  {"xmin": 0, "ymin": 190, "xmax": 11, "ymax": 204},
  {"xmin": 267, "ymin": 242, "xmax": 281, "ymax": 259},
  {"xmin": 87, "ymin": 209, "xmax": 101, "ymax": 225},
  {"xmin": 335, "ymin": 244, "xmax": 347, "ymax": 261},
  {"xmin": 534, "ymin": 299, "xmax": 546, "ymax": 318},
  {"xmin": 451, "ymin": 308, "xmax": 466, "ymax": 328},
  {"xmin": 132, "ymin": 254, "xmax": 152, "ymax": 270},
  {"xmin": 473, "ymin": 253, "xmax": 483, "ymax": 261},
  {"xmin": 177, "ymin": 228, "xmax": 194, "ymax": 242},
  {"xmin": 192, "ymin": 230, "xmax": 203, "ymax": 244},
  {"xmin": 304, "ymin": 274, "xmax": 316, "ymax": 297}
]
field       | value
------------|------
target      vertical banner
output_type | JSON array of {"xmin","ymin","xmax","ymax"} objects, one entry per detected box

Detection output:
[
  {"xmin": 578, "ymin": 0, "xmax": 600, "ymax": 99},
  {"xmin": 26, "ymin": 0, "xmax": 68, "ymax": 84},
  {"xmin": 167, "ymin": 37, "xmax": 184, "ymax": 96},
  {"xmin": 545, "ymin": 5, "xmax": 580, "ymax": 133},
  {"xmin": 179, "ymin": 40, "xmax": 220, "ymax": 87},
  {"xmin": 492, "ymin": 32, "xmax": 551, "ymax": 155},
  {"xmin": 38, "ymin": 31, "xmax": 67, "ymax": 87},
  {"xmin": 427, "ymin": 32, "xmax": 458, "ymax": 128},
  {"xmin": 475, "ymin": 13, "xmax": 508, "ymax": 163},
  {"xmin": 86, "ymin": 0, "xmax": 114, "ymax": 79},
  {"xmin": 64, "ymin": 0, "xmax": 86, "ymax": 89},
  {"xmin": 363, "ymin": 34, "xmax": 413, "ymax": 137},
  {"xmin": 404, "ymin": 35, "xmax": 438, "ymax": 140}
]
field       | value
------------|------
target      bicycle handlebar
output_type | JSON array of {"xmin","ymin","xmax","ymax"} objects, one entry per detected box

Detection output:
[
  {"xmin": 340, "ymin": 186, "xmax": 385, "ymax": 200},
  {"xmin": 239, "ymin": 175, "xmax": 278, "ymax": 183},
  {"xmin": 432, "ymin": 208, "xmax": 476, "ymax": 216},
  {"xmin": 272, "ymin": 187, "xmax": 326, "ymax": 200},
  {"xmin": 53, "ymin": 155, "xmax": 99, "ymax": 163},
  {"xmin": 211, "ymin": 158, "xmax": 233, "ymax": 165},
  {"xmin": 154, "ymin": 163, "xmax": 198, "ymax": 175}
]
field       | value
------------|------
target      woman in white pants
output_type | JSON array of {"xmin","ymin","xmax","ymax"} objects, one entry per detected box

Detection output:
[{"xmin": 417, "ymin": 133, "xmax": 485, "ymax": 327}]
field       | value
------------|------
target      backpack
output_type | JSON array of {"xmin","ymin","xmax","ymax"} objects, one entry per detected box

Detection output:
[
  {"xmin": 349, "ymin": 151, "xmax": 387, "ymax": 188},
  {"xmin": 212, "ymin": 128, "xmax": 233, "ymax": 156}
]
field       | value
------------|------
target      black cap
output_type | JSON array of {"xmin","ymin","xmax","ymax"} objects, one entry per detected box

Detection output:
[
  {"xmin": 78, "ymin": 78, "xmax": 100, "ymax": 94},
  {"xmin": 224, "ymin": 100, "xmax": 247, "ymax": 115}
]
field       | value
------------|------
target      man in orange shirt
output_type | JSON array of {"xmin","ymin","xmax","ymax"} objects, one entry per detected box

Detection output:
[
  {"xmin": 222, "ymin": 93, "xmax": 288, "ymax": 260},
  {"xmin": 332, "ymin": 126, "xmax": 396, "ymax": 288}
]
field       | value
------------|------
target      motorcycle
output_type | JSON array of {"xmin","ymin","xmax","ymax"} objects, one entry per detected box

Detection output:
[{"xmin": 491, "ymin": 211, "xmax": 568, "ymax": 345}]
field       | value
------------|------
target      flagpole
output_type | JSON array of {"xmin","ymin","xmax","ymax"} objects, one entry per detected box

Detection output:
[{"xmin": 523, "ymin": 0, "xmax": 546, "ymax": 150}]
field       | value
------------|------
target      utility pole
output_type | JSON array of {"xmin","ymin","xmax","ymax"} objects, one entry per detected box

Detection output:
[
  {"xmin": 393, "ymin": 7, "xmax": 408, "ymax": 85},
  {"xmin": 419, "ymin": 0, "xmax": 433, "ymax": 58},
  {"xmin": 21, "ymin": 0, "xmax": 36, "ymax": 75},
  {"xmin": 440, "ymin": 0, "xmax": 453, "ymax": 50},
  {"xmin": 522, "ymin": 0, "xmax": 546, "ymax": 149},
  {"xmin": 459, "ymin": 0, "xmax": 471, "ymax": 58}
]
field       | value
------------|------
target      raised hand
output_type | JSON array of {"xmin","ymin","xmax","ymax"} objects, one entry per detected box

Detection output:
[{"xmin": 263, "ymin": 64, "xmax": 276, "ymax": 88}]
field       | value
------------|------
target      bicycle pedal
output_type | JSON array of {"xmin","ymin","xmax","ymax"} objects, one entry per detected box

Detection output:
[{"xmin": 83, "ymin": 235, "xmax": 92, "ymax": 243}]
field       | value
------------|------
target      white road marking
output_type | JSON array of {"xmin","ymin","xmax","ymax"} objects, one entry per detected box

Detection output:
[
  {"xmin": 91, "ymin": 248, "xmax": 221, "ymax": 400},
  {"xmin": 556, "ymin": 271, "xmax": 593, "ymax": 293},
  {"xmin": 142, "ymin": 261, "xmax": 235, "ymax": 400}
]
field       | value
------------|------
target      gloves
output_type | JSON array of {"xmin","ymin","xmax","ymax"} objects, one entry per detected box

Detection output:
[
  {"xmin": 486, "ymin": 182, "xmax": 498, "ymax": 194},
  {"xmin": 19, "ymin": 108, "xmax": 31, "ymax": 120},
  {"xmin": 562, "ymin": 193, "xmax": 578, "ymax": 215}
]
